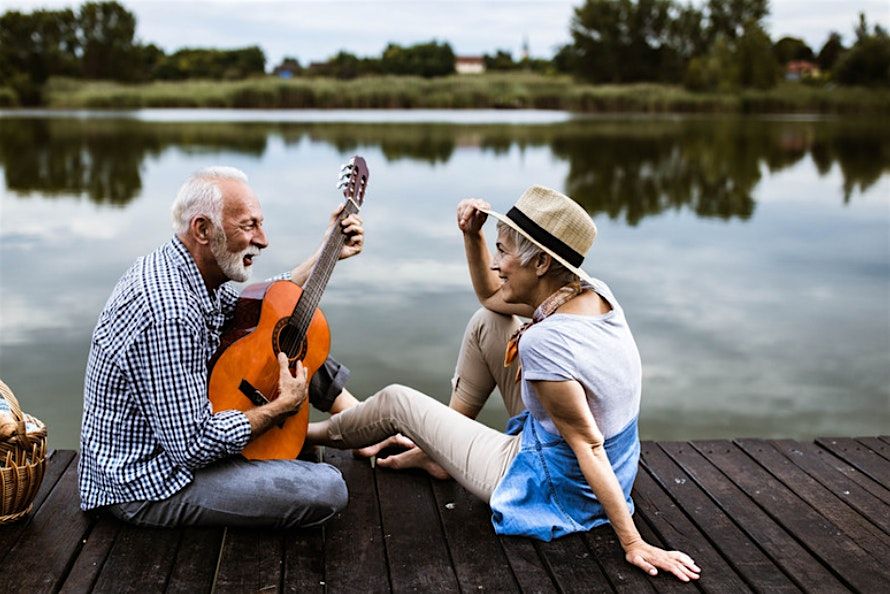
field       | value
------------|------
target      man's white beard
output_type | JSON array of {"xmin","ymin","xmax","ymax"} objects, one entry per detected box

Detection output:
[{"xmin": 210, "ymin": 226, "xmax": 260, "ymax": 283}]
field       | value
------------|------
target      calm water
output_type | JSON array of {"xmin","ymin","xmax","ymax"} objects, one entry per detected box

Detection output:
[{"xmin": 1, "ymin": 110, "xmax": 888, "ymax": 450}]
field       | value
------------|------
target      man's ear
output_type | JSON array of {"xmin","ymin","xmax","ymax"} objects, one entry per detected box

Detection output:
[
  {"xmin": 535, "ymin": 252, "xmax": 552, "ymax": 278},
  {"xmin": 190, "ymin": 216, "xmax": 213, "ymax": 245}
]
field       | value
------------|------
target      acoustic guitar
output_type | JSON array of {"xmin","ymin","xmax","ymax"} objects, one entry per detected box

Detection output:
[{"xmin": 208, "ymin": 156, "xmax": 369, "ymax": 460}]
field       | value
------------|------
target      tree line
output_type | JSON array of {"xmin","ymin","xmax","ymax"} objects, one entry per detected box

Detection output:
[
  {"xmin": 556, "ymin": 0, "xmax": 889, "ymax": 90},
  {"xmin": 1, "ymin": 0, "xmax": 888, "ymax": 106}
]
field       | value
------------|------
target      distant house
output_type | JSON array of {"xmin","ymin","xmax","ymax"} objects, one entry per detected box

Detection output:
[
  {"xmin": 785, "ymin": 60, "xmax": 820, "ymax": 81},
  {"xmin": 456, "ymin": 56, "xmax": 485, "ymax": 75}
]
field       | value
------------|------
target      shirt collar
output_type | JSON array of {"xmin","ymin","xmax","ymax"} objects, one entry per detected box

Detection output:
[{"xmin": 165, "ymin": 236, "xmax": 224, "ymax": 315}]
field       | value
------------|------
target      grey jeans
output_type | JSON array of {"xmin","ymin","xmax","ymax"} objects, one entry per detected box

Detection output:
[{"xmin": 106, "ymin": 455, "xmax": 347, "ymax": 529}]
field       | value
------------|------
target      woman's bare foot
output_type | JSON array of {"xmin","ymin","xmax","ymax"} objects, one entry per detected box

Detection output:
[
  {"xmin": 353, "ymin": 434, "xmax": 451, "ymax": 480},
  {"xmin": 377, "ymin": 447, "xmax": 451, "ymax": 480}
]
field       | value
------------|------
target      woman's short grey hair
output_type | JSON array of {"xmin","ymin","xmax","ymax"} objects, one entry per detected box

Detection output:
[
  {"xmin": 496, "ymin": 221, "xmax": 578, "ymax": 284},
  {"xmin": 171, "ymin": 166, "xmax": 249, "ymax": 236}
]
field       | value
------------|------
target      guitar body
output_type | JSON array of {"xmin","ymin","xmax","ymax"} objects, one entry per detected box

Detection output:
[{"xmin": 208, "ymin": 280, "xmax": 330, "ymax": 460}]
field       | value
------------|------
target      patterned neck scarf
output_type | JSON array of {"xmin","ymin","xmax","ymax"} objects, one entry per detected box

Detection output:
[{"xmin": 504, "ymin": 280, "xmax": 593, "ymax": 378}]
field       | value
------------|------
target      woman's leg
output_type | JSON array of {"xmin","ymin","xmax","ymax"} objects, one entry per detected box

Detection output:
[
  {"xmin": 318, "ymin": 384, "xmax": 521, "ymax": 502},
  {"xmin": 451, "ymin": 308, "xmax": 524, "ymax": 417}
]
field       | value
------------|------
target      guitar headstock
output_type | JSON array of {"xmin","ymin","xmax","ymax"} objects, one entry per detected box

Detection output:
[{"xmin": 336, "ymin": 156, "xmax": 369, "ymax": 208}]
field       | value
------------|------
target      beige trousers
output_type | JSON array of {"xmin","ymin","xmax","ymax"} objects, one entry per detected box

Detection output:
[{"xmin": 327, "ymin": 308, "xmax": 524, "ymax": 502}]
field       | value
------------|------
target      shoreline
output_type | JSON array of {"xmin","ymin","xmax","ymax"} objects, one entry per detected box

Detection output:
[{"xmin": 3, "ymin": 74, "xmax": 887, "ymax": 114}]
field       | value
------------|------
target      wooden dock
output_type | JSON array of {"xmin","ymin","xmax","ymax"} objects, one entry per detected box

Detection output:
[{"xmin": 1, "ymin": 437, "xmax": 888, "ymax": 592}]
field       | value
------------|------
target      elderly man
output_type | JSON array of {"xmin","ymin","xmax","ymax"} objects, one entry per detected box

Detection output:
[{"xmin": 79, "ymin": 166, "xmax": 363, "ymax": 528}]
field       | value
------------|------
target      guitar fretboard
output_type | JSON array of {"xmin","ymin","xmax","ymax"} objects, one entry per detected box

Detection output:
[{"xmin": 284, "ymin": 199, "xmax": 360, "ymax": 356}]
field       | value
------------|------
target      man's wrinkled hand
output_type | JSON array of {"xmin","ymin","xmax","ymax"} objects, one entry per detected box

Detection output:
[
  {"xmin": 276, "ymin": 352, "xmax": 308, "ymax": 413},
  {"xmin": 329, "ymin": 204, "xmax": 364, "ymax": 260}
]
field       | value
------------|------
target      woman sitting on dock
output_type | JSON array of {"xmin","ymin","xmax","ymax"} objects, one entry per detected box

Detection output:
[{"xmin": 308, "ymin": 186, "xmax": 700, "ymax": 582}]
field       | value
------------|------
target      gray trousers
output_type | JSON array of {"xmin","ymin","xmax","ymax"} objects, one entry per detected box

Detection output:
[{"xmin": 106, "ymin": 455, "xmax": 347, "ymax": 529}]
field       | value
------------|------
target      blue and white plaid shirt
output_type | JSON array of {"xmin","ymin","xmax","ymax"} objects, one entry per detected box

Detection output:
[{"xmin": 79, "ymin": 237, "xmax": 251, "ymax": 510}]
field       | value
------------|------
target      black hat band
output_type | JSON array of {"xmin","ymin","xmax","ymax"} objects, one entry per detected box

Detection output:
[{"xmin": 506, "ymin": 207, "xmax": 584, "ymax": 268}]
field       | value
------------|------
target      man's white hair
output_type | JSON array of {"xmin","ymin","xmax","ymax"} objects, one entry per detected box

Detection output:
[{"xmin": 171, "ymin": 166, "xmax": 249, "ymax": 235}]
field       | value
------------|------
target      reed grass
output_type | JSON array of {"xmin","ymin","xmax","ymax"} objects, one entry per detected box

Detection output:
[{"xmin": 40, "ymin": 74, "xmax": 890, "ymax": 114}]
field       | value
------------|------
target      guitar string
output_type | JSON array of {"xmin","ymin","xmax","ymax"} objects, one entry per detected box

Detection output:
[{"xmin": 281, "ymin": 176, "xmax": 366, "ymax": 359}]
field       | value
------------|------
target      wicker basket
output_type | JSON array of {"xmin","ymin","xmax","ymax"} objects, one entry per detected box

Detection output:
[{"xmin": 0, "ymin": 378, "xmax": 47, "ymax": 524}]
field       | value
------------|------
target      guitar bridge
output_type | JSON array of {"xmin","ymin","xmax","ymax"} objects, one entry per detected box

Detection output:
[{"xmin": 238, "ymin": 379, "xmax": 270, "ymax": 406}]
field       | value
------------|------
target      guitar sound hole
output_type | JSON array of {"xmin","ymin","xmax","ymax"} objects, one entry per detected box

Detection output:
[{"xmin": 273, "ymin": 319, "xmax": 307, "ymax": 363}]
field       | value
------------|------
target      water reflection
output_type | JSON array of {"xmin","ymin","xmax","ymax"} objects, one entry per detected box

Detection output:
[{"xmin": 2, "ymin": 117, "xmax": 887, "ymax": 219}]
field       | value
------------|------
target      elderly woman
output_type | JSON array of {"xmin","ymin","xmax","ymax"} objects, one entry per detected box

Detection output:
[{"xmin": 308, "ymin": 186, "xmax": 700, "ymax": 581}]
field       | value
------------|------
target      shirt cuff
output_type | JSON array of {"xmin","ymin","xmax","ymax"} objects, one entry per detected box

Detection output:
[{"xmin": 214, "ymin": 409, "xmax": 252, "ymax": 454}]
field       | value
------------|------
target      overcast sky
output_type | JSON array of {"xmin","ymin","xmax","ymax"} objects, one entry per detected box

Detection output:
[{"xmin": 6, "ymin": 0, "xmax": 890, "ymax": 67}]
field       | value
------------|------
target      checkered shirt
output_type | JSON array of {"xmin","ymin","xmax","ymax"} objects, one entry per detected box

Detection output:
[{"xmin": 78, "ymin": 237, "xmax": 251, "ymax": 510}]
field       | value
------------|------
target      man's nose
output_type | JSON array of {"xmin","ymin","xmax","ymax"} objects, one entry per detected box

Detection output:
[{"xmin": 253, "ymin": 226, "xmax": 269, "ymax": 249}]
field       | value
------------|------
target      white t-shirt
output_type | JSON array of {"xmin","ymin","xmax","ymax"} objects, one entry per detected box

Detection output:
[{"xmin": 519, "ymin": 280, "xmax": 642, "ymax": 438}]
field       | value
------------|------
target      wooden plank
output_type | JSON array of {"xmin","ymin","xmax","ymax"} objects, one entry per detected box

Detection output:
[
  {"xmin": 431, "ymin": 478, "xmax": 520, "ymax": 592},
  {"xmin": 816, "ymin": 437, "xmax": 890, "ymax": 486},
  {"xmin": 282, "ymin": 526, "xmax": 324, "ymax": 593},
  {"xmin": 660, "ymin": 441, "xmax": 847, "ymax": 592},
  {"xmin": 641, "ymin": 442, "xmax": 799, "ymax": 592},
  {"xmin": 737, "ymin": 438, "xmax": 890, "ymax": 562},
  {"xmin": 214, "ymin": 527, "xmax": 284, "ymax": 593},
  {"xmin": 780, "ymin": 439, "xmax": 890, "ymax": 506},
  {"xmin": 879, "ymin": 435, "xmax": 890, "ymax": 446},
  {"xmin": 583, "ymin": 525, "xmax": 657, "ymax": 593},
  {"xmin": 166, "ymin": 527, "xmax": 224, "ymax": 594},
  {"xmin": 633, "ymin": 464, "xmax": 751, "ymax": 593},
  {"xmin": 498, "ymin": 535, "xmax": 557, "ymax": 593},
  {"xmin": 771, "ymin": 439, "xmax": 890, "ymax": 535},
  {"xmin": 91, "ymin": 524, "xmax": 182, "ymax": 593},
  {"xmin": 58, "ymin": 517, "xmax": 122, "ymax": 593},
  {"xmin": 857, "ymin": 436, "xmax": 890, "ymax": 463},
  {"xmin": 536, "ymin": 533, "xmax": 612, "ymax": 593},
  {"xmin": 0, "ymin": 449, "xmax": 76, "ymax": 561},
  {"xmin": 693, "ymin": 440, "xmax": 887, "ymax": 591},
  {"xmin": 0, "ymin": 452, "xmax": 94, "ymax": 592},
  {"xmin": 322, "ymin": 449, "xmax": 389, "ymax": 594},
  {"xmin": 374, "ymin": 467, "xmax": 459, "ymax": 592}
]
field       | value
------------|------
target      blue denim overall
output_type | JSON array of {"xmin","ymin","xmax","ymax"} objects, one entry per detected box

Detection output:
[{"xmin": 489, "ymin": 410, "xmax": 640, "ymax": 541}]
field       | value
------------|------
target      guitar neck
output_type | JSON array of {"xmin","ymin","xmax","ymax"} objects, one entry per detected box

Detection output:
[{"xmin": 287, "ymin": 198, "xmax": 360, "ymax": 337}]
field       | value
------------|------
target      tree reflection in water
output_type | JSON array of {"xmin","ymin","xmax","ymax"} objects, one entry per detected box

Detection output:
[{"xmin": 1, "ymin": 116, "xmax": 887, "ymax": 219}]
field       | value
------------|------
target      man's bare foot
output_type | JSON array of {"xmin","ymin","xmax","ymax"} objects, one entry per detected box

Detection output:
[{"xmin": 377, "ymin": 447, "xmax": 451, "ymax": 480}]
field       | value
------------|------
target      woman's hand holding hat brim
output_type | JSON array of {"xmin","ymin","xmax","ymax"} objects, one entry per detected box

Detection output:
[{"xmin": 456, "ymin": 198, "xmax": 491, "ymax": 235}]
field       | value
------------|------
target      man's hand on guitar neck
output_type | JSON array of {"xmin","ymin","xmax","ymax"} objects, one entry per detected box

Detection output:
[
  {"xmin": 288, "ymin": 205, "xmax": 365, "ymax": 285},
  {"xmin": 244, "ymin": 353, "xmax": 309, "ymax": 439}
]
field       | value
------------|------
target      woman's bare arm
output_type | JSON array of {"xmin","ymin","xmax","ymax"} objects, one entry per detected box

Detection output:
[
  {"xmin": 533, "ymin": 379, "xmax": 701, "ymax": 582},
  {"xmin": 457, "ymin": 199, "xmax": 533, "ymax": 317}
]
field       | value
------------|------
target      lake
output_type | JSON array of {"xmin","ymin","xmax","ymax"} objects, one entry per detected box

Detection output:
[{"xmin": 1, "ymin": 110, "xmax": 888, "ymax": 450}]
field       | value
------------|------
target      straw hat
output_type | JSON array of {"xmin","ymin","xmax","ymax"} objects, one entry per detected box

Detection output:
[{"xmin": 481, "ymin": 185, "xmax": 596, "ymax": 283}]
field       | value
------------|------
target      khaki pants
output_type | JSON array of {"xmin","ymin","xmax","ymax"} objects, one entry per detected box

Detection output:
[{"xmin": 328, "ymin": 308, "xmax": 524, "ymax": 502}]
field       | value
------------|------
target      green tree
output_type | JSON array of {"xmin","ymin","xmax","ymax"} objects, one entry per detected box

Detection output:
[
  {"xmin": 834, "ymin": 13, "xmax": 890, "ymax": 87},
  {"xmin": 380, "ymin": 41, "xmax": 454, "ymax": 77},
  {"xmin": 484, "ymin": 50, "xmax": 518, "ymax": 71},
  {"xmin": 273, "ymin": 56, "xmax": 302, "ymax": 78},
  {"xmin": 0, "ymin": 8, "xmax": 80, "ymax": 104},
  {"xmin": 78, "ymin": 1, "xmax": 139, "ymax": 80},
  {"xmin": 685, "ymin": 23, "xmax": 778, "ymax": 90},
  {"xmin": 817, "ymin": 32, "xmax": 845, "ymax": 72},
  {"xmin": 153, "ymin": 46, "xmax": 265, "ymax": 80},
  {"xmin": 569, "ymin": 0, "xmax": 683, "ymax": 83},
  {"xmin": 773, "ymin": 36, "xmax": 814, "ymax": 64},
  {"xmin": 706, "ymin": 0, "xmax": 769, "ymax": 41}
]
